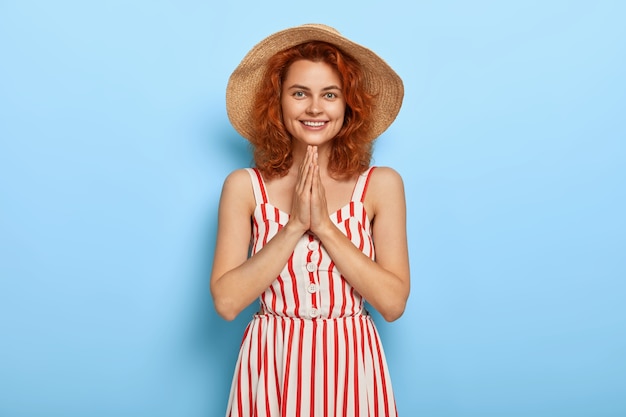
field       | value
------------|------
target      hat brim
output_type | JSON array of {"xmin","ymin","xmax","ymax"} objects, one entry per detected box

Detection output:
[{"xmin": 226, "ymin": 24, "xmax": 404, "ymax": 142}]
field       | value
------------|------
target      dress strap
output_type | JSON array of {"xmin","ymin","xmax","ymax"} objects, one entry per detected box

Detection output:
[
  {"xmin": 245, "ymin": 168, "xmax": 268, "ymax": 205},
  {"xmin": 351, "ymin": 166, "xmax": 376, "ymax": 203}
]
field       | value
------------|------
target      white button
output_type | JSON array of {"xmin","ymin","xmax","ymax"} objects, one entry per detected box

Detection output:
[
  {"xmin": 306, "ymin": 262, "xmax": 317, "ymax": 272},
  {"xmin": 306, "ymin": 283, "xmax": 318, "ymax": 293},
  {"xmin": 309, "ymin": 308, "xmax": 319, "ymax": 318},
  {"xmin": 311, "ymin": 252, "xmax": 320, "ymax": 262},
  {"xmin": 307, "ymin": 241, "xmax": 319, "ymax": 251}
]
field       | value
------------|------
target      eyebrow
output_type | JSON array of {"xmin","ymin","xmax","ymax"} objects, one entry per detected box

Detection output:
[{"xmin": 286, "ymin": 84, "xmax": 342, "ymax": 91}]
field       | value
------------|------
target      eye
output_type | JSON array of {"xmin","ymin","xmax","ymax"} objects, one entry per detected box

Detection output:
[
  {"xmin": 325, "ymin": 92, "xmax": 337, "ymax": 99},
  {"xmin": 293, "ymin": 91, "xmax": 306, "ymax": 98}
]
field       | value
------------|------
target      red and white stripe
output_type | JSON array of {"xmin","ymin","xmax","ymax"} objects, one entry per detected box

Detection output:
[{"xmin": 225, "ymin": 167, "xmax": 397, "ymax": 417}]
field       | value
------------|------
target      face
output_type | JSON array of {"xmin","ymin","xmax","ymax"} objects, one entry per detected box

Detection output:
[{"xmin": 281, "ymin": 60, "xmax": 346, "ymax": 148}]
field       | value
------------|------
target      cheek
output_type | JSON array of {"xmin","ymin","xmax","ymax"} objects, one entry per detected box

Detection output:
[
  {"xmin": 284, "ymin": 120, "xmax": 296, "ymax": 137},
  {"xmin": 335, "ymin": 105, "xmax": 346, "ymax": 122},
  {"xmin": 279, "ymin": 101, "xmax": 292, "ymax": 128},
  {"xmin": 335, "ymin": 99, "xmax": 346, "ymax": 117},
  {"xmin": 281, "ymin": 99, "xmax": 299, "ymax": 119}
]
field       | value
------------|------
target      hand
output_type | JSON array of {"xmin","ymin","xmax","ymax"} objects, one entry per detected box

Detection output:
[
  {"xmin": 310, "ymin": 149, "xmax": 332, "ymax": 235},
  {"xmin": 289, "ymin": 146, "xmax": 315, "ymax": 233}
]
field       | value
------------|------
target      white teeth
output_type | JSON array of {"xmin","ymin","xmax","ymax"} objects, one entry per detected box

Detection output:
[{"xmin": 303, "ymin": 121, "xmax": 325, "ymax": 127}]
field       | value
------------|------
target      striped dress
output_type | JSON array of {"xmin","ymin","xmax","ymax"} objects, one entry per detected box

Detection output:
[{"xmin": 225, "ymin": 167, "xmax": 397, "ymax": 417}]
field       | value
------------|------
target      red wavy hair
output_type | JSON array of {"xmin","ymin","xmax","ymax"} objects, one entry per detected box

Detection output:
[{"xmin": 251, "ymin": 41, "xmax": 375, "ymax": 179}]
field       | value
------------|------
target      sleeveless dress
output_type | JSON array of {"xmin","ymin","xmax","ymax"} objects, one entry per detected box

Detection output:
[{"xmin": 225, "ymin": 167, "xmax": 398, "ymax": 417}]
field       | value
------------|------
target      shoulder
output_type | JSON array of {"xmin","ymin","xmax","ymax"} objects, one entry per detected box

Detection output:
[
  {"xmin": 369, "ymin": 166, "xmax": 405, "ymax": 192},
  {"xmin": 366, "ymin": 167, "xmax": 406, "ymax": 213},
  {"xmin": 223, "ymin": 168, "xmax": 253, "ymax": 188},
  {"xmin": 370, "ymin": 166, "xmax": 403, "ymax": 182},
  {"xmin": 219, "ymin": 168, "xmax": 256, "ymax": 213}
]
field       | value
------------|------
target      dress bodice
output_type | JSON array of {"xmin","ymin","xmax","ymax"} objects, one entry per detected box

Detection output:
[{"xmin": 246, "ymin": 167, "xmax": 376, "ymax": 319}]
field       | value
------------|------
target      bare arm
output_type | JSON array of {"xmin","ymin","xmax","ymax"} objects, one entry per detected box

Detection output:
[
  {"xmin": 210, "ymin": 150, "xmax": 317, "ymax": 321},
  {"xmin": 311, "ymin": 165, "xmax": 410, "ymax": 321}
]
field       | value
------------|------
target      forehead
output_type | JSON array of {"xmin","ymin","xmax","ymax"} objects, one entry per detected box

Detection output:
[{"xmin": 283, "ymin": 60, "xmax": 342, "ymax": 86}]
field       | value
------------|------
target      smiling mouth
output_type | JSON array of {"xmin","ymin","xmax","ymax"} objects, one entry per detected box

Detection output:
[{"xmin": 301, "ymin": 121, "xmax": 326, "ymax": 127}]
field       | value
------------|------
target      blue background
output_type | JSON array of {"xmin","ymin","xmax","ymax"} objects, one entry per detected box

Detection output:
[{"xmin": 1, "ymin": 1, "xmax": 625, "ymax": 416}]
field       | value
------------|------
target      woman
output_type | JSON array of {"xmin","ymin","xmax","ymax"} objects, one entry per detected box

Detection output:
[{"xmin": 211, "ymin": 24, "xmax": 410, "ymax": 416}]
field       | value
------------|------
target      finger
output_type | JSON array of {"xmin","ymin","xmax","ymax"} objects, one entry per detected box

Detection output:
[
  {"xmin": 313, "ymin": 163, "xmax": 326, "ymax": 204},
  {"xmin": 297, "ymin": 146, "xmax": 310, "ymax": 171},
  {"xmin": 311, "ymin": 163, "xmax": 318, "ymax": 193},
  {"xmin": 303, "ymin": 153, "xmax": 314, "ymax": 193},
  {"xmin": 296, "ymin": 147, "xmax": 313, "ymax": 192},
  {"xmin": 310, "ymin": 164, "xmax": 330, "ymax": 233}
]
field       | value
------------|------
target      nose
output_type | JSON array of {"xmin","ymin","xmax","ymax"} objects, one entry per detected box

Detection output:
[{"xmin": 306, "ymin": 97, "xmax": 322, "ymax": 116}]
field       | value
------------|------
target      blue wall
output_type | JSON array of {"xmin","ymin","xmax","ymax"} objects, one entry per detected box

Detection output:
[{"xmin": 1, "ymin": 1, "xmax": 625, "ymax": 416}]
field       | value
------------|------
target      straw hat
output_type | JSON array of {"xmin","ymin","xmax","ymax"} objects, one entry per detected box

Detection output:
[{"xmin": 225, "ymin": 24, "xmax": 404, "ymax": 142}]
